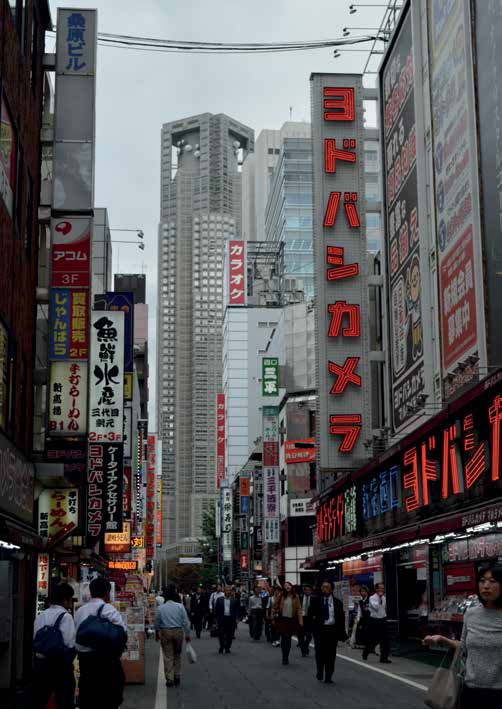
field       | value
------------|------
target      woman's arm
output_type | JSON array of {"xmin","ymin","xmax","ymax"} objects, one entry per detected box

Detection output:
[{"xmin": 423, "ymin": 635, "xmax": 460, "ymax": 651}]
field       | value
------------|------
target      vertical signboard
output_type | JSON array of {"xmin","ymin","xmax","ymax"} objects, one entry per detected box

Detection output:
[
  {"xmin": 104, "ymin": 292, "xmax": 134, "ymax": 401},
  {"xmin": 221, "ymin": 486, "xmax": 233, "ymax": 562},
  {"xmin": 48, "ymin": 362, "xmax": 88, "ymax": 435},
  {"xmin": 227, "ymin": 240, "xmax": 246, "ymax": 305},
  {"xmin": 89, "ymin": 312, "xmax": 124, "ymax": 442},
  {"xmin": 86, "ymin": 442, "xmax": 123, "ymax": 544},
  {"xmin": 473, "ymin": 1, "xmax": 502, "ymax": 375},
  {"xmin": 262, "ymin": 357, "xmax": 279, "ymax": 396},
  {"xmin": 310, "ymin": 73, "xmax": 371, "ymax": 471},
  {"xmin": 240, "ymin": 476, "xmax": 250, "ymax": 513},
  {"xmin": 50, "ymin": 218, "xmax": 92, "ymax": 289},
  {"xmin": 38, "ymin": 489, "xmax": 79, "ymax": 544},
  {"xmin": 49, "ymin": 289, "xmax": 89, "ymax": 359},
  {"xmin": 216, "ymin": 393, "xmax": 225, "ymax": 489},
  {"xmin": 54, "ymin": 9, "xmax": 97, "ymax": 212},
  {"xmin": 263, "ymin": 405, "xmax": 280, "ymax": 543},
  {"xmin": 146, "ymin": 435, "xmax": 156, "ymax": 559},
  {"xmin": 428, "ymin": 0, "xmax": 486, "ymax": 399},
  {"xmin": 380, "ymin": 11, "xmax": 426, "ymax": 431},
  {"xmin": 36, "ymin": 554, "xmax": 50, "ymax": 615}
]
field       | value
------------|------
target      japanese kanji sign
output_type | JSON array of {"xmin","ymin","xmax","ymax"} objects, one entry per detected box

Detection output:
[
  {"xmin": 221, "ymin": 487, "xmax": 233, "ymax": 562},
  {"xmin": 104, "ymin": 521, "xmax": 131, "ymax": 554},
  {"xmin": 36, "ymin": 554, "xmax": 50, "ymax": 615},
  {"xmin": 86, "ymin": 442, "xmax": 124, "ymax": 543},
  {"xmin": 146, "ymin": 434, "xmax": 157, "ymax": 559},
  {"xmin": 263, "ymin": 405, "xmax": 280, "ymax": 543},
  {"xmin": 48, "ymin": 362, "xmax": 88, "ymax": 435},
  {"xmin": 38, "ymin": 488, "xmax": 79, "ymax": 544},
  {"xmin": 89, "ymin": 311, "xmax": 125, "ymax": 442},
  {"xmin": 228, "ymin": 240, "xmax": 246, "ymax": 305},
  {"xmin": 50, "ymin": 218, "xmax": 91, "ymax": 289},
  {"xmin": 216, "ymin": 393, "xmax": 225, "ymax": 488},
  {"xmin": 310, "ymin": 73, "xmax": 371, "ymax": 476},
  {"xmin": 56, "ymin": 9, "xmax": 97, "ymax": 74},
  {"xmin": 49, "ymin": 288, "xmax": 89, "ymax": 360},
  {"xmin": 262, "ymin": 357, "xmax": 279, "ymax": 397}
]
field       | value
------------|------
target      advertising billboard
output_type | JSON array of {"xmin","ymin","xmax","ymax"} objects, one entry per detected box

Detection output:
[
  {"xmin": 86, "ymin": 442, "xmax": 124, "ymax": 543},
  {"xmin": 221, "ymin": 486, "xmax": 233, "ymax": 562},
  {"xmin": 50, "ymin": 217, "xmax": 92, "ymax": 289},
  {"xmin": 310, "ymin": 73, "xmax": 371, "ymax": 473},
  {"xmin": 103, "ymin": 292, "xmax": 135, "ymax": 373},
  {"xmin": 216, "ymin": 393, "xmax": 225, "ymax": 488},
  {"xmin": 146, "ymin": 434, "xmax": 157, "ymax": 559},
  {"xmin": 104, "ymin": 521, "xmax": 131, "ymax": 554},
  {"xmin": 380, "ymin": 9, "xmax": 426, "ymax": 431},
  {"xmin": 262, "ymin": 357, "xmax": 279, "ymax": 396},
  {"xmin": 263, "ymin": 405, "xmax": 280, "ymax": 543},
  {"xmin": 89, "ymin": 312, "xmax": 124, "ymax": 443},
  {"xmin": 48, "ymin": 361, "xmax": 88, "ymax": 436},
  {"xmin": 474, "ymin": 1, "xmax": 502, "ymax": 374},
  {"xmin": 38, "ymin": 489, "xmax": 79, "ymax": 544},
  {"xmin": 428, "ymin": 0, "xmax": 486, "ymax": 398}
]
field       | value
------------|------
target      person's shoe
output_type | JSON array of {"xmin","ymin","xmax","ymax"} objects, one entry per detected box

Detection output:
[
  {"xmin": 273, "ymin": 640, "xmax": 280, "ymax": 647},
  {"xmin": 324, "ymin": 679, "xmax": 334, "ymax": 684},
  {"xmin": 166, "ymin": 680, "xmax": 174, "ymax": 687},
  {"xmin": 316, "ymin": 671, "xmax": 323, "ymax": 681},
  {"xmin": 225, "ymin": 649, "xmax": 231, "ymax": 654},
  {"xmin": 380, "ymin": 659, "xmax": 392, "ymax": 664},
  {"xmin": 218, "ymin": 647, "xmax": 224, "ymax": 654},
  {"xmin": 362, "ymin": 650, "xmax": 369, "ymax": 661},
  {"xmin": 174, "ymin": 677, "xmax": 181, "ymax": 687}
]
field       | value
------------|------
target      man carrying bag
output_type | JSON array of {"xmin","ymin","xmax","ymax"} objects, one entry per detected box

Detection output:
[{"xmin": 75, "ymin": 578, "xmax": 127, "ymax": 709}]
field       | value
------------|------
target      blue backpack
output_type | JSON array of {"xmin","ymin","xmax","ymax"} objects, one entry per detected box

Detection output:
[
  {"xmin": 76, "ymin": 603, "xmax": 127, "ymax": 656},
  {"xmin": 33, "ymin": 611, "xmax": 67, "ymax": 660}
]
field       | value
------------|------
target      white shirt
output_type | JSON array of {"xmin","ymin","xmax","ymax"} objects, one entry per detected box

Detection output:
[
  {"xmin": 323, "ymin": 595, "xmax": 335, "ymax": 626},
  {"xmin": 369, "ymin": 593, "xmax": 387, "ymax": 619},
  {"xmin": 210, "ymin": 591, "xmax": 224, "ymax": 610},
  {"xmin": 156, "ymin": 595, "xmax": 165, "ymax": 607},
  {"xmin": 224, "ymin": 598, "xmax": 231, "ymax": 616},
  {"xmin": 74, "ymin": 599, "xmax": 127, "ymax": 653},
  {"xmin": 33, "ymin": 606, "xmax": 76, "ymax": 657}
]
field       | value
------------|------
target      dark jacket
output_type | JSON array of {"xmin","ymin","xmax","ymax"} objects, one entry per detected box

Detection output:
[
  {"xmin": 214, "ymin": 597, "xmax": 239, "ymax": 625},
  {"xmin": 309, "ymin": 594, "xmax": 348, "ymax": 641},
  {"xmin": 190, "ymin": 593, "xmax": 206, "ymax": 619}
]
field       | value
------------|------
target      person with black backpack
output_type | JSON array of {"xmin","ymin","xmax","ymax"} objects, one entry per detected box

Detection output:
[
  {"xmin": 75, "ymin": 577, "xmax": 127, "ymax": 709},
  {"xmin": 32, "ymin": 582, "xmax": 76, "ymax": 709}
]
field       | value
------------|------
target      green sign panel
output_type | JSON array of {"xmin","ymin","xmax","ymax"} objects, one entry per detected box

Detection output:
[
  {"xmin": 240, "ymin": 532, "xmax": 249, "ymax": 550},
  {"xmin": 262, "ymin": 357, "xmax": 279, "ymax": 396}
]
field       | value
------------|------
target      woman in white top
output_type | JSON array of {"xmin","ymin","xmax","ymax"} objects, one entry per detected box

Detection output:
[{"xmin": 424, "ymin": 562, "xmax": 502, "ymax": 709}]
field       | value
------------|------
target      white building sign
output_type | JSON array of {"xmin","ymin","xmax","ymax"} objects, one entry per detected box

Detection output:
[{"xmin": 89, "ymin": 312, "xmax": 124, "ymax": 442}]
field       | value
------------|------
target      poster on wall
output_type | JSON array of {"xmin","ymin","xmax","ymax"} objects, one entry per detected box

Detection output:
[
  {"xmin": 381, "ymin": 8, "xmax": 426, "ymax": 431},
  {"xmin": 428, "ymin": 0, "xmax": 485, "ymax": 399}
]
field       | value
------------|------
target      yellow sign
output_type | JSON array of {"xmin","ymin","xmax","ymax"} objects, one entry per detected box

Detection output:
[
  {"xmin": 131, "ymin": 535, "xmax": 144, "ymax": 549},
  {"xmin": 104, "ymin": 521, "xmax": 131, "ymax": 553},
  {"xmin": 124, "ymin": 373, "xmax": 133, "ymax": 401}
]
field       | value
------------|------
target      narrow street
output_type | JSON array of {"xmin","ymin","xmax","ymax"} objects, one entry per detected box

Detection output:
[{"xmin": 123, "ymin": 624, "xmax": 432, "ymax": 709}]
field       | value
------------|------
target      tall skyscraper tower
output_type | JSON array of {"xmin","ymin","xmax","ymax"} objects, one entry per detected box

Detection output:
[{"xmin": 157, "ymin": 113, "xmax": 254, "ymax": 550}]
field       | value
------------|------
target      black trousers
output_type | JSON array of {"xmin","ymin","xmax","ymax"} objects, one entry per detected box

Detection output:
[
  {"xmin": 299, "ymin": 621, "xmax": 313, "ymax": 655},
  {"xmin": 78, "ymin": 653, "xmax": 125, "ymax": 709},
  {"xmin": 460, "ymin": 686, "xmax": 502, "ymax": 709},
  {"xmin": 192, "ymin": 614, "xmax": 204, "ymax": 638},
  {"xmin": 364, "ymin": 618, "xmax": 390, "ymax": 661},
  {"xmin": 249, "ymin": 610, "xmax": 263, "ymax": 639},
  {"xmin": 32, "ymin": 657, "xmax": 75, "ymax": 709},
  {"xmin": 218, "ymin": 617, "xmax": 236, "ymax": 651},
  {"xmin": 314, "ymin": 628, "xmax": 338, "ymax": 680}
]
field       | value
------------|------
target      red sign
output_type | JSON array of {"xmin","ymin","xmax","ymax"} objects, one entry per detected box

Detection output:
[
  {"xmin": 51, "ymin": 218, "xmax": 91, "ymax": 288},
  {"xmin": 216, "ymin": 394, "xmax": 225, "ymax": 488},
  {"xmin": 316, "ymin": 493, "xmax": 345, "ymax": 544},
  {"xmin": 285, "ymin": 439, "xmax": 316, "ymax": 464},
  {"xmin": 239, "ymin": 477, "xmax": 250, "ymax": 496},
  {"xmin": 240, "ymin": 552, "xmax": 249, "ymax": 571},
  {"xmin": 444, "ymin": 562, "xmax": 476, "ymax": 593},
  {"xmin": 146, "ymin": 435, "xmax": 156, "ymax": 559},
  {"xmin": 228, "ymin": 240, "xmax": 245, "ymax": 305},
  {"xmin": 108, "ymin": 560, "xmax": 138, "ymax": 571},
  {"xmin": 123, "ymin": 466, "xmax": 131, "ymax": 516},
  {"xmin": 440, "ymin": 226, "xmax": 477, "ymax": 370}
]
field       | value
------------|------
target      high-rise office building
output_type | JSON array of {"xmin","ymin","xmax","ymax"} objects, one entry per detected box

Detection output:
[{"xmin": 157, "ymin": 113, "xmax": 254, "ymax": 549}]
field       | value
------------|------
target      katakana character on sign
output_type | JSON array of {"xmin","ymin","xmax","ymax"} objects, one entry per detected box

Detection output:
[
  {"xmin": 326, "ymin": 246, "xmax": 359, "ymax": 281},
  {"xmin": 323, "ymin": 192, "xmax": 360, "ymax": 228},
  {"xmin": 324, "ymin": 138, "xmax": 356, "ymax": 173},
  {"xmin": 323, "ymin": 87, "xmax": 355, "ymax": 121},
  {"xmin": 328, "ymin": 414, "xmax": 362, "ymax": 453},
  {"xmin": 489, "ymin": 395, "xmax": 502, "ymax": 482},
  {"xmin": 327, "ymin": 301, "xmax": 360, "ymax": 337},
  {"xmin": 328, "ymin": 356, "xmax": 361, "ymax": 395}
]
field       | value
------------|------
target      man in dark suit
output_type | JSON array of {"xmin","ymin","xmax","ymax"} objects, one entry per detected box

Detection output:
[
  {"xmin": 190, "ymin": 587, "xmax": 206, "ymax": 639},
  {"xmin": 310, "ymin": 580, "xmax": 348, "ymax": 684},
  {"xmin": 214, "ymin": 586, "xmax": 239, "ymax": 654}
]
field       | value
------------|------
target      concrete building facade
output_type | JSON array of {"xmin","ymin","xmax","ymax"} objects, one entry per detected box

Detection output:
[{"xmin": 157, "ymin": 113, "xmax": 254, "ymax": 549}]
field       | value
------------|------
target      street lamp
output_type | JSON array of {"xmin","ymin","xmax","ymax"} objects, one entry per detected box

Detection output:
[{"xmin": 349, "ymin": 3, "xmax": 401, "ymax": 12}]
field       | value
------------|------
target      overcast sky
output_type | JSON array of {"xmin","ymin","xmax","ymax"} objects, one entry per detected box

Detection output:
[{"xmin": 48, "ymin": 0, "xmax": 386, "ymax": 424}]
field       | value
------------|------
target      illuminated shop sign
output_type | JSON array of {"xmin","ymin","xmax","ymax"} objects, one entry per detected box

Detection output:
[{"xmin": 316, "ymin": 377, "xmax": 502, "ymax": 547}]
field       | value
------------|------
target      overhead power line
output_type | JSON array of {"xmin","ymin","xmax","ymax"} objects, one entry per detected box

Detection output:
[{"xmin": 46, "ymin": 29, "xmax": 382, "ymax": 54}]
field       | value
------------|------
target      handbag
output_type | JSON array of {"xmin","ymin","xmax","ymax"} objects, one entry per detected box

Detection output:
[
  {"xmin": 424, "ymin": 646, "xmax": 463, "ymax": 709},
  {"xmin": 186, "ymin": 643, "xmax": 197, "ymax": 664}
]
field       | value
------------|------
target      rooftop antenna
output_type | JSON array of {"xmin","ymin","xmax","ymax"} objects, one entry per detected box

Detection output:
[{"xmin": 289, "ymin": 106, "xmax": 293, "ymax": 120}]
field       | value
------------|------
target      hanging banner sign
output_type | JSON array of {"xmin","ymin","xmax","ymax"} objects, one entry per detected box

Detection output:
[
  {"xmin": 86, "ymin": 442, "xmax": 124, "ymax": 543},
  {"xmin": 89, "ymin": 312, "xmax": 124, "ymax": 442},
  {"xmin": 36, "ymin": 554, "xmax": 50, "ymax": 615},
  {"xmin": 262, "ymin": 357, "xmax": 279, "ymax": 396},
  {"xmin": 216, "ymin": 393, "xmax": 225, "ymax": 488},
  {"xmin": 221, "ymin": 487, "xmax": 233, "ymax": 562},
  {"xmin": 38, "ymin": 488, "xmax": 79, "ymax": 544},
  {"xmin": 49, "ymin": 288, "xmax": 89, "ymax": 360},
  {"xmin": 48, "ymin": 362, "xmax": 88, "ymax": 435},
  {"xmin": 50, "ymin": 217, "xmax": 92, "ymax": 288},
  {"xmin": 156, "ymin": 477, "xmax": 162, "ymax": 547},
  {"xmin": 228, "ymin": 240, "xmax": 246, "ymax": 305},
  {"xmin": 146, "ymin": 435, "xmax": 157, "ymax": 559},
  {"xmin": 285, "ymin": 439, "xmax": 316, "ymax": 464}
]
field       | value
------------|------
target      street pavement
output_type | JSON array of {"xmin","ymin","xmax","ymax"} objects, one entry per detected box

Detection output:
[{"xmin": 122, "ymin": 623, "xmax": 433, "ymax": 708}]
